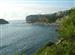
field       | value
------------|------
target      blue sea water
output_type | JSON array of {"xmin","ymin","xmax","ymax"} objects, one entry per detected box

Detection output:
[{"xmin": 0, "ymin": 20, "xmax": 58, "ymax": 55}]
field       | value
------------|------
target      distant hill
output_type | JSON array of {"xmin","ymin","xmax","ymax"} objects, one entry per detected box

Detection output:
[
  {"xmin": 26, "ymin": 10, "xmax": 69, "ymax": 23},
  {"xmin": 0, "ymin": 19, "xmax": 9, "ymax": 24}
]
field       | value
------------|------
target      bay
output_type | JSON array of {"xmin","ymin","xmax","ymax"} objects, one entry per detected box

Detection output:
[{"xmin": 0, "ymin": 20, "xmax": 58, "ymax": 55}]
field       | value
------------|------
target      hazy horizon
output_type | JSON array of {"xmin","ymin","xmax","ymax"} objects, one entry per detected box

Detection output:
[{"xmin": 0, "ymin": 0, "xmax": 74, "ymax": 20}]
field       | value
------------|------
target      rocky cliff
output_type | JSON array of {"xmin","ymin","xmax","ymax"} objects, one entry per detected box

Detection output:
[
  {"xmin": 26, "ymin": 10, "xmax": 69, "ymax": 23},
  {"xmin": 0, "ymin": 19, "xmax": 9, "ymax": 24}
]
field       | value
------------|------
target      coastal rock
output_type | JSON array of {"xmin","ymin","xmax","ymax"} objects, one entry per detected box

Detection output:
[
  {"xmin": 0, "ymin": 19, "xmax": 9, "ymax": 24},
  {"xmin": 26, "ymin": 10, "xmax": 69, "ymax": 23},
  {"xmin": 45, "ymin": 41, "xmax": 54, "ymax": 47}
]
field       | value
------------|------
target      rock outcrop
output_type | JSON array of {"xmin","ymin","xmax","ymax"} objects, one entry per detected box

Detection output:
[
  {"xmin": 0, "ymin": 19, "xmax": 9, "ymax": 24},
  {"xmin": 26, "ymin": 10, "xmax": 69, "ymax": 23}
]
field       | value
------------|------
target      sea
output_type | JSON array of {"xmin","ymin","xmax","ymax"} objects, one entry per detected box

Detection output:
[{"xmin": 0, "ymin": 20, "xmax": 58, "ymax": 55}]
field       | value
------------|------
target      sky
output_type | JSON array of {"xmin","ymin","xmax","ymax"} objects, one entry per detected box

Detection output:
[{"xmin": 0, "ymin": 0, "xmax": 74, "ymax": 20}]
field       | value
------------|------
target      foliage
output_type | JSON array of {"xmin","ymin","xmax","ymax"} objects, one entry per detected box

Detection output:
[
  {"xmin": 59, "ymin": 8, "xmax": 75, "ymax": 40},
  {"xmin": 35, "ymin": 40, "xmax": 75, "ymax": 55}
]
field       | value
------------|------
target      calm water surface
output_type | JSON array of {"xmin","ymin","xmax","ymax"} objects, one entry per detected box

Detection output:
[{"xmin": 0, "ymin": 20, "xmax": 58, "ymax": 55}]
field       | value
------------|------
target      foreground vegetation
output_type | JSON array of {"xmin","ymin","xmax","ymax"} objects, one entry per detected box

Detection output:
[{"xmin": 35, "ymin": 8, "xmax": 75, "ymax": 55}]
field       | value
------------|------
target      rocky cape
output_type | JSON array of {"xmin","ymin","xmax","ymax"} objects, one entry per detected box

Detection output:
[
  {"xmin": 26, "ymin": 10, "xmax": 69, "ymax": 23},
  {"xmin": 0, "ymin": 19, "xmax": 9, "ymax": 24}
]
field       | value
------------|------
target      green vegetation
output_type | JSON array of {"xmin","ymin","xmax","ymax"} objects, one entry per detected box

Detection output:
[
  {"xmin": 35, "ymin": 8, "xmax": 75, "ymax": 55},
  {"xmin": 59, "ymin": 8, "xmax": 75, "ymax": 39}
]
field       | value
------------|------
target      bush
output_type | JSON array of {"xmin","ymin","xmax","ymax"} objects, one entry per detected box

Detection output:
[{"xmin": 59, "ymin": 8, "xmax": 75, "ymax": 40}]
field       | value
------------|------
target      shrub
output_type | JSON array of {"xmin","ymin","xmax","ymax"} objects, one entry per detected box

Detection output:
[{"xmin": 59, "ymin": 8, "xmax": 75, "ymax": 40}]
